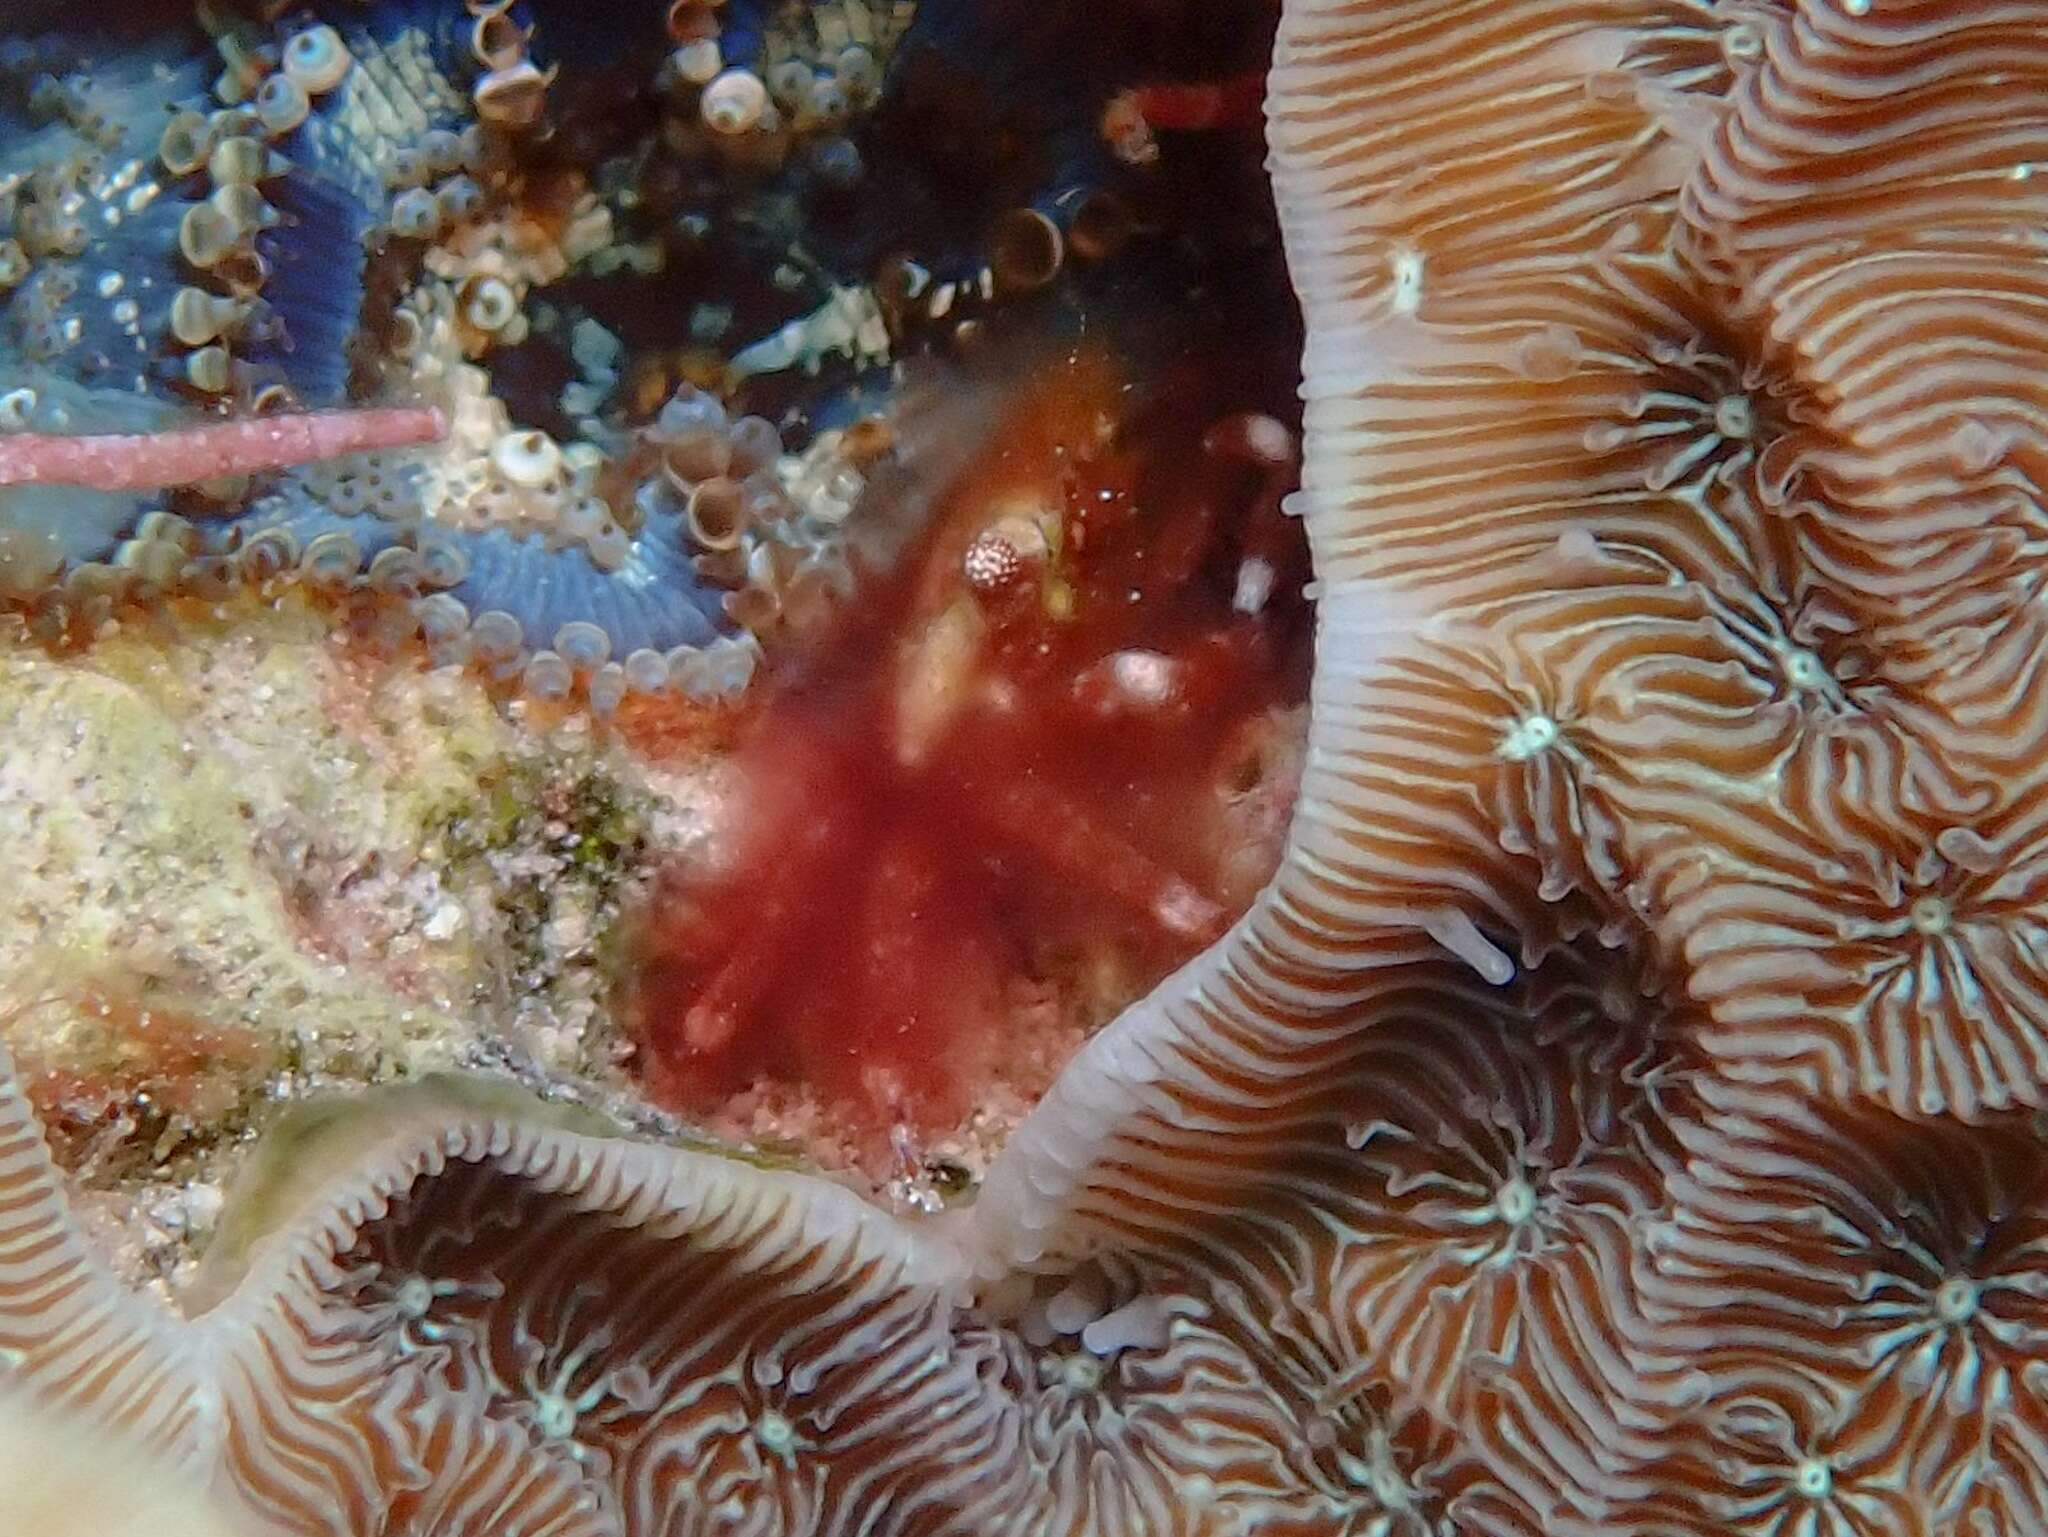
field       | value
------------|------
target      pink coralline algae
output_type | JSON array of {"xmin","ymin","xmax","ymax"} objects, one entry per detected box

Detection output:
[{"xmin": 10, "ymin": 2, "xmax": 2048, "ymax": 1536}]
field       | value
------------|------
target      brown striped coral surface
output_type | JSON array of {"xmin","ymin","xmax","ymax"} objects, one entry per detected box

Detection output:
[{"xmin": 8, "ymin": 0, "xmax": 2048, "ymax": 1533}]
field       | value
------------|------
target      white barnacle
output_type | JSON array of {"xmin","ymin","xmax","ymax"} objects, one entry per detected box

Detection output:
[
  {"xmin": 700, "ymin": 69, "xmax": 770, "ymax": 135},
  {"xmin": 464, "ymin": 276, "xmax": 520, "ymax": 335},
  {"xmin": 0, "ymin": 388, "xmax": 38, "ymax": 432},
  {"xmin": 282, "ymin": 24, "xmax": 353, "ymax": 96},
  {"xmin": 490, "ymin": 429, "xmax": 562, "ymax": 490}
]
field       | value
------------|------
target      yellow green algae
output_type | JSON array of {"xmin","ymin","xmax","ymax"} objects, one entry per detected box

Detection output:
[{"xmin": 0, "ymin": 595, "xmax": 710, "ymax": 1296}]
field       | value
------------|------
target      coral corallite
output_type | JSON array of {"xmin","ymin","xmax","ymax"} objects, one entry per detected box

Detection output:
[{"xmin": 11, "ymin": 2, "xmax": 2048, "ymax": 1536}]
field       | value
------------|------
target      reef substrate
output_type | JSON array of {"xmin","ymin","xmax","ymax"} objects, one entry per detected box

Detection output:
[{"xmin": 15, "ymin": 2, "xmax": 2048, "ymax": 1536}]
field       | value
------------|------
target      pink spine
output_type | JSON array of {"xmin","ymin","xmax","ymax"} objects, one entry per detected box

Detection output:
[{"xmin": 0, "ymin": 407, "xmax": 448, "ymax": 491}]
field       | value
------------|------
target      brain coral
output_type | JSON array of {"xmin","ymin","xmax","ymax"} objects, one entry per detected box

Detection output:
[{"xmin": 8, "ymin": 0, "xmax": 2048, "ymax": 1534}]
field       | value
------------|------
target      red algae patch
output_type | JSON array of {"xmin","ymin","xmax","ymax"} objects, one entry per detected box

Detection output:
[
  {"xmin": 10, "ymin": 983, "xmax": 276, "ymax": 1176},
  {"xmin": 622, "ymin": 348, "xmax": 1310, "ymax": 1173}
]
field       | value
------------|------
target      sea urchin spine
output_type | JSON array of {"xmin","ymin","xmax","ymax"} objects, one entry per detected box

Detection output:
[{"xmin": 0, "ymin": 406, "xmax": 448, "ymax": 492}]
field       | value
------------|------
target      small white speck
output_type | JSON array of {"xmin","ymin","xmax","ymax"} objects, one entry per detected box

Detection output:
[
  {"xmin": 1233, "ymin": 556, "xmax": 1275, "ymax": 615},
  {"xmin": 532, "ymin": 1392, "xmax": 577, "ymax": 1441},
  {"xmin": 756, "ymin": 1409, "xmax": 798, "ymax": 1452},
  {"xmin": 1390, "ymin": 247, "xmax": 1424, "ymax": 314},
  {"xmin": 1155, "ymin": 885, "xmax": 1217, "ymax": 938},
  {"xmin": 1794, "ymin": 1458, "xmax": 1834, "ymax": 1500},
  {"xmin": 394, "ymin": 1276, "xmax": 437, "ymax": 1319},
  {"xmin": 1110, "ymin": 649, "xmax": 1176, "ymax": 704},
  {"xmin": 179, "ymin": 1182, "xmax": 224, "ymax": 1230},
  {"xmin": 1494, "ymin": 1175, "xmax": 1538, "ymax": 1226},
  {"xmin": 1910, "ymin": 895, "xmax": 1952, "ymax": 937},
  {"xmin": 1781, "ymin": 648, "xmax": 1829, "ymax": 692},
  {"xmin": 1933, "ymin": 1275, "xmax": 1980, "ymax": 1324},
  {"xmin": 1499, "ymin": 713, "xmax": 1559, "ymax": 761},
  {"xmin": 1059, "ymin": 1354, "xmax": 1104, "ymax": 1391},
  {"xmin": 423, "ymin": 899, "xmax": 464, "ymax": 940}
]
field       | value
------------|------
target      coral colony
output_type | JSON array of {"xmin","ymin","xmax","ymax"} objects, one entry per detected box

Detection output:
[{"xmin": 4, "ymin": 1, "xmax": 2048, "ymax": 1536}]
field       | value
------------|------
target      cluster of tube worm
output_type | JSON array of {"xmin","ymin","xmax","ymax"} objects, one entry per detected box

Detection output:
[{"xmin": 0, "ymin": 0, "xmax": 1178, "ymax": 706}]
